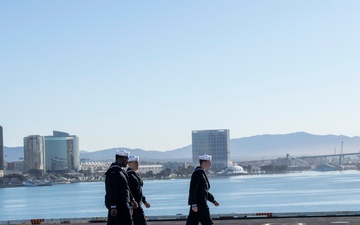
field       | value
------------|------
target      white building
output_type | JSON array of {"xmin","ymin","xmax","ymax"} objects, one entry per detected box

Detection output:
[
  {"xmin": 80, "ymin": 162, "xmax": 164, "ymax": 175},
  {"xmin": 138, "ymin": 165, "xmax": 163, "ymax": 175}
]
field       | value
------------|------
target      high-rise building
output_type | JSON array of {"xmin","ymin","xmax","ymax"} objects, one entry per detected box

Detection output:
[
  {"xmin": 23, "ymin": 135, "xmax": 45, "ymax": 173},
  {"xmin": 0, "ymin": 125, "xmax": 4, "ymax": 170},
  {"xmin": 45, "ymin": 131, "xmax": 79, "ymax": 172},
  {"xmin": 192, "ymin": 129, "xmax": 230, "ymax": 170}
]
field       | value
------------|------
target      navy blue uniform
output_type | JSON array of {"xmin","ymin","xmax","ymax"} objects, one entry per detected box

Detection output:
[
  {"xmin": 127, "ymin": 168, "xmax": 148, "ymax": 225},
  {"xmin": 186, "ymin": 167, "xmax": 216, "ymax": 225},
  {"xmin": 105, "ymin": 163, "xmax": 133, "ymax": 225}
]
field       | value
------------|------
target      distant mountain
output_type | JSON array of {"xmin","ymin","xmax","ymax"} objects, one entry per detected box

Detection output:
[
  {"xmin": 230, "ymin": 132, "xmax": 360, "ymax": 160},
  {"xmin": 4, "ymin": 132, "xmax": 360, "ymax": 162},
  {"xmin": 80, "ymin": 146, "xmax": 191, "ymax": 162}
]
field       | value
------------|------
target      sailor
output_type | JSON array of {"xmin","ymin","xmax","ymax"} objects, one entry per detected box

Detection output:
[
  {"xmin": 127, "ymin": 155, "xmax": 150, "ymax": 225},
  {"xmin": 186, "ymin": 154, "xmax": 220, "ymax": 225},
  {"xmin": 105, "ymin": 149, "xmax": 138, "ymax": 225}
]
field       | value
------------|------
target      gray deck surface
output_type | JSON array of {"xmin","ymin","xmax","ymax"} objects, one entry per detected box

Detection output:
[{"xmin": 32, "ymin": 216, "xmax": 360, "ymax": 225}]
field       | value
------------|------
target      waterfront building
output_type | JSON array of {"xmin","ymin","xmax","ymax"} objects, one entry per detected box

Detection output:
[
  {"xmin": 138, "ymin": 165, "xmax": 164, "ymax": 175},
  {"xmin": 0, "ymin": 125, "xmax": 4, "ymax": 172},
  {"xmin": 80, "ymin": 161, "xmax": 164, "ymax": 177},
  {"xmin": 192, "ymin": 129, "xmax": 230, "ymax": 170},
  {"xmin": 80, "ymin": 162, "xmax": 164, "ymax": 174},
  {"xmin": 23, "ymin": 135, "xmax": 45, "ymax": 173},
  {"xmin": 45, "ymin": 131, "xmax": 80, "ymax": 172}
]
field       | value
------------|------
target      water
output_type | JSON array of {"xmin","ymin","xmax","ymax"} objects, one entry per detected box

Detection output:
[{"xmin": 1, "ymin": 170, "xmax": 360, "ymax": 221}]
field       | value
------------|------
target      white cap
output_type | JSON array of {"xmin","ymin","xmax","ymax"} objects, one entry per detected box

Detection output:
[
  {"xmin": 199, "ymin": 154, "xmax": 212, "ymax": 161},
  {"xmin": 128, "ymin": 155, "xmax": 139, "ymax": 162},
  {"xmin": 116, "ymin": 149, "xmax": 129, "ymax": 157}
]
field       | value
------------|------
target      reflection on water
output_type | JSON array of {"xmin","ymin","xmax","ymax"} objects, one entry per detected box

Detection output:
[{"xmin": 1, "ymin": 170, "xmax": 360, "ymax": 220}]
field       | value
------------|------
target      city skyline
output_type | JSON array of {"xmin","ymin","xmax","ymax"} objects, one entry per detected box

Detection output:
[
  {"xmin": 3, "ymin": 130, "xmax": 360, "ymax": 152},
  {"xmin": 1, "ymin": 1, "xmax": 360, "ymax": 152},
  {"xmin": 23, "ymin": 131, "xmax": 80, "ymax": 173}
]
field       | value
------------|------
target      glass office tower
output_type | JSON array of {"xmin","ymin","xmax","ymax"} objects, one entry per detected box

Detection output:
[
  {"xmin": 45, "ymin": 131, "xmax": 80, "ymax": 172},
  {"xmin": 0, "ymin": 126, "xmax": 3, "ymax": 170},
  {"xmin": 192, "ymin": 129, "xmax": 230, "ymax": 170}
]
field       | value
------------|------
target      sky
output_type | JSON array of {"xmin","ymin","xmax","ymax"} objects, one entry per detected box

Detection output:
[{"xmin": 1, "ymin": 1, "xmax": 360, "ymax": 152}]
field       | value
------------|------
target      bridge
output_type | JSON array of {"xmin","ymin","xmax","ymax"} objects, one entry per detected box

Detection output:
[{"xmin": 287, "ymin": 152, "xmax": 360, "ymax": 164}]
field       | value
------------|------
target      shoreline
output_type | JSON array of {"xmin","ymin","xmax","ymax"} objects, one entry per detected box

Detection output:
[{"xmin": 0, "ymin": 169, "xmax": 354, "ymax": 188}]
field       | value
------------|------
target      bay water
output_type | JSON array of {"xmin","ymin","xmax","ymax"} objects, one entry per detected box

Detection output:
[{"xmin": 1, "ymin": 170, "xmax": 360, "ymax": 221}]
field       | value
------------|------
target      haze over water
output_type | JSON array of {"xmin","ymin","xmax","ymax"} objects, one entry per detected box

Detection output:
[{"xmin": 1, "ymin": 171, "xmax": 360, "ymax": 221}]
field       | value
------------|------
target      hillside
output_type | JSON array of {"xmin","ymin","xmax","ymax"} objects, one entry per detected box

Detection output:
[
  {"xmin": 230, "ymin": 132, "xmax": 360, "ymax": 160},
  {"xmin": 4, "ymin": 132, "xmax": 360, "ymax": 162}
]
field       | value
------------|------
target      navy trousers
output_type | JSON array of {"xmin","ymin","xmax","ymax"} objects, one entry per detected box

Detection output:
[
  {"xmin": 107, "ymin": 204, "xmax": 133, "ymax": 225},
  {"xmin": 186, "ymin": 206, "xmax": 213, "ymax": 225},
  {"xmin": 132, "ymin": 206, "xmax": 147, "ymax": 225}
]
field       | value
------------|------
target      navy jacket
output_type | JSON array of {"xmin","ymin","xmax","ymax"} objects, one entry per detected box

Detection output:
[
  {"xmin": 127, "ymin": 168, "xmax": 147, "ymax": 205},
  {"xmin": 105, "ymin": 163, "xmax": 132, "ymax": 209},
  {"xmin": 188, "ymin": 167, "xmax": 215, "ymax": 206}
]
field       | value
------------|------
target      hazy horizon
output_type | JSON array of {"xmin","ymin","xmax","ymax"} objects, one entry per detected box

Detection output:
[{"xmin": 3, "ymin": 131, "xmax": 360, "ymax": 153}]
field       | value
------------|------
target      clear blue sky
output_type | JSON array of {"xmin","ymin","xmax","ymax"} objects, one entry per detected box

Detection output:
[{"xmin": 1, "ymin": 1, "xmax": 359, "ymax": 152}]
